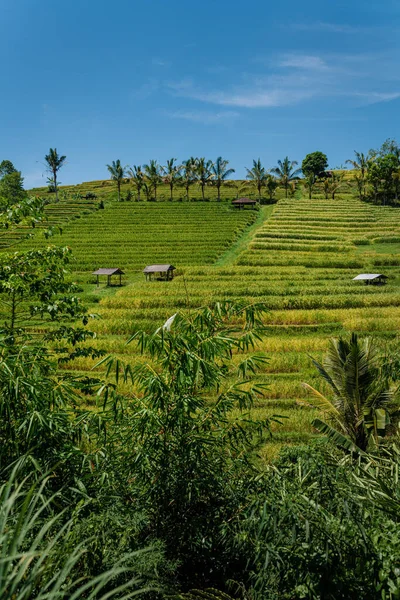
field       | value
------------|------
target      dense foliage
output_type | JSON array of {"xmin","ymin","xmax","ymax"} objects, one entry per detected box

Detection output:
[{"xmin": 1, "ymin": 298, "xmax": 400, "ymax": 598}]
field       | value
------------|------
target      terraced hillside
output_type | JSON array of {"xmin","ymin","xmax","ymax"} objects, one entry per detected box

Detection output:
[
  {"xmin": 0, "ymin": 197, "xmax": 99, "ymax": 249},
  {"xmin": 10, "ymin": 189, "xmax": 400, "ymax": 459},
  {"xmin": 17, "ymin": 202, "xmax": 257, "ymax": 270},
  {"xmin": 239, "ymin": 196, "xmax": 400, "ymax": 268}
]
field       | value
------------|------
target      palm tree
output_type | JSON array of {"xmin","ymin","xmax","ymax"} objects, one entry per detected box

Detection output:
[
  {"xmin": 245, "ymin": 159, "xmax": 268, "ymax": 202},
  {"xmin": 346, "ymin": 151, "xmax": 373, "ymax": 200},
  {"xmin": 196, "ymin": 158, "xmax": 214, "ymax": 200},
  {"xmin": 143, "ymin": 160, "xmax": 162, "ymax": 201},
  {"xmin": 323, "ymin": 178, "xmax": 331, "ymax": 200},
  {"xmin": 106, "ymin": 159, "xmax": 126, "ymax": 202},
  {"xmin": 162, "ymin": 158, "xmax": 181, "ymax": 201},
  {"xmin": 211, "ymin": 157, "xmax": 235, "ymax": 202},
  {"xmin": 227, "ymin": 180, "xmax": 248, "ymax": 199},
  {"xmin": 329, "ymin": 171, "xmax": 346, "ymax": 200},
  {"xmin": 265, "ymin": 174, "xmax": 279, "ymax": 202},
  {"xmin": 271, "ymin": 156, "xmax": 301, "ymax": 198},
  {"xmin": 182, "ymin": 157, "xmax": 197, "ymax": 201},
  {"xmin": 44, "ymin": 148, "xmax": 66, "ymax": 202},
  {"xmin": 302, "ymin": 334, "xmax": 394, "ymax": 451},
  {"xmin": 127, "ymin": 165, "xmax": 145, "ymax": 201},
  {"xmin": 303, "ymin": 173, "xmax": 316, "ymax": 200}
]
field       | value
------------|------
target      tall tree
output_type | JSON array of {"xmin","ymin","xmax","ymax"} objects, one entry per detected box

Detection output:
[
  {"xmin": 393, "ymin": 167, "xmax": 400, "ymax": 200},
  {"xmin": 0, "ymin": 160, "xmax": 17, "ymax": 178},
  {"xmin": 0, "ymin": 161, "xmax": 26, "ymax": 207},
  {"xmin": 182, "ymin": 157, "xmax": 197, "ymax": 201},
  {"xmin": 301, "ymin": 151, "xmax": 328, "ymax": 180},
  {"xmin": 345, "ymin": 151, "xmax": 373, "ymax": 200},
  {"xmin": 271, "ymin": 157, "xmax": 301, "ymax": 198},
  {"xmin": 211, "ymin": 157, "xmax": 235, "ymax": 202},
  {"xmin": 372, "ymin": 138, "xmax": 400, "ymax": 160},
  {"xmin": 245, "ymin": 159, "xmax": 268, "ymax": 202},
  {"xmin": 44, "ymin": 148, "xmax": 66, "ymax": 203},
  {"xmin": 367, "ymin": 154, "xmax": 399, "ymax": 206},
  {"xmin": 162, "ymin": 158, "xmax": 181, "ymax": 201},
  {"xmin": 143, "ymin": 160, "xmax": 162, "ymax": 201},
  {"xmin": 196, "ymin": 158, "xmax": 214, "ymax": 201},
  {"xmin": 127, "ymin": 165, "xmax": 145, "ymax": 201},
  {"xmin": 302, "ymin": 334, "xmax": 395, "ymax": 451},
  {"xmin": 106, "ymin": 159, "xmax": 126, "ymax": 202}
]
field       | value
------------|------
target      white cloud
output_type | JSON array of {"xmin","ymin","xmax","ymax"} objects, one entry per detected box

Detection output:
[
  {"xmin": 349, "ymin": 91, "xmax": 400, "ymax": 104},
  {"xmin": 166, "ymin": 109, "xmax": 239, "ymax": 124},
  {"xmin": 167, "ymin": 79, "xmax": 315, "ymax": 108},
  {"xmin": 291, "ymin": 22, "xmax": 395, "ymax": 34},
  {"xmin": 279, "ymin": 54, "xmax": 329, "ymax": 71},
  {"xmin": 166, "ymin": 50, "xmax": 400, "ymax": 110}
]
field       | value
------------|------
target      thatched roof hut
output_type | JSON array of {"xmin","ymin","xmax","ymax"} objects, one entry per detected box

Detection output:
[{"xmin": 143, "ymin": 264, "xmax": 176, "ymax": 281}]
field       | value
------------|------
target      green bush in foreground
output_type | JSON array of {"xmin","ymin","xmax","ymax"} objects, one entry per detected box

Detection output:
[{"xmin": 1, "ymin": 286, "xmax": 400, "ymax": 598}]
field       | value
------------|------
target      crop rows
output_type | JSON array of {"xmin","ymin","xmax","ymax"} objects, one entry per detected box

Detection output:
[
  {"xmin": 18, "ymin": 202, "xmax": 256, "ymax": 271},
  {"xmin": 11, "ymin": 187, "xmax": 400, "ymax": 460},
  {"xmin": 0, "ymin": 198, "xmax": 99, "ymax": 249}
]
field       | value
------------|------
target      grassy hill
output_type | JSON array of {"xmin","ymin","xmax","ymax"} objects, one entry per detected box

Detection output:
[{"xmin": 7, "ymin": 179, "xmax": 400, "ymax": 459}]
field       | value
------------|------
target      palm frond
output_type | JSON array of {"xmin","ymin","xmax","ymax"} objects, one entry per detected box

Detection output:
[{"xmin": 311, "ymin": 418, "xmax": 359, "ymax": 453}]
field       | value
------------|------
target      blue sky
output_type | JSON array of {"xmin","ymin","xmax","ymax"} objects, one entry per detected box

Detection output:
[{"xmin": 1, "ymin": 0, "xmax": 400, "ymax": 187}]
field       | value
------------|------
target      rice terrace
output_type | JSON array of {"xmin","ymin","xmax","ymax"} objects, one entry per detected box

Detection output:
[{"xmin": 13, "ymin": 153, "xmax": 400, "ymax": 460}]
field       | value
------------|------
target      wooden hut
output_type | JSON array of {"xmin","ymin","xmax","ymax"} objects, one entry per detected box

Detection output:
[
  {"xmin": 143, "ymin": 264, "xmax": 176, "ymax": 281},
  {"xmin": 353, "ymin": 273, "xmax": 388, "ymax": 285},
  {"xmin": 92, "ymin": 267, "xmax": 124, "ymax": 287},
  {"xmin": 232, "ymin": 198, "xmax": 257, "ymax": 209}
]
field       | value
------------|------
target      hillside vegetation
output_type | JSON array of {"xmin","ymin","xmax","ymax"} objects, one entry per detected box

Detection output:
[{"xmin": 12, "ymin": 180, "xmax": 400, "ymax": 459}]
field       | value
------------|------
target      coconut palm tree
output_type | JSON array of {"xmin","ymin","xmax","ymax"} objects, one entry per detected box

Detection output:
[
  {"xmin": 265, "ymin": 174, "xmax": 279, "ymax": 202},
  {"xmin": 302, "ymin": 334, "xmax": 395, "ymax": 451},
  {"xmin": 127, "ymin": 165, "xmax": 145, "ymax": 201},
  {"xmin": 106, "ymin": 159, "xmax": 126, "ymax": 202},
  {"xmin": 245, "ymin": 159, "xmax": 268, "ymax": 202},
  {"xmin": 143, "ymin": 160, "xmax": 162, "ymax": 201},
  {"xmin": 345, "ymin": 151, "xmax": 373, "ymax": 200},
  {"xmin": 323, "ymin": 178, "xmax": 331, "ymax": 200},
  {"xmin": 44, "ymin": 148, "xmax": 66, "ymax": 202},
  {"xmin": 196, "ymin": 158, "xmax": 214, "ymax": 200},
  {"xmin": 271, "ymin": 156, "xmax": 301, "ymax": 198},
  {"xmin": 182, "ymin": 157, "xmax": 197, "ymax": 201},
  {"xmin": 211, "ymin": 157, "xmax": 235, "ymax": 202},
  {"xmin": 303, "ymin": 173, "xmax": 316, "ymax": 200},
  {"xmin": 162, "ymin": 158, "xmax": 181, "ymax": 201},
  {"xmin": 227, "ymin": 180, "xmax": 248, "ymax": 199},
  {"xmin": 329, "ymin": 171, "xmax": 346, "ymax": 200}
]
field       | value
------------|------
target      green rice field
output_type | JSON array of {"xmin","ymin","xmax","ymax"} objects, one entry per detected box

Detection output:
[{"xmin": 9, "ymin": 181, "xmax": 400, "ymax": 459}]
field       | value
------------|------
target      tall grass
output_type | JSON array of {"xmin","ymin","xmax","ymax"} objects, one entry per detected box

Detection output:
[{"xmin": 0, "ymin": 469, "xmax": 149, "ymax": 599}]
